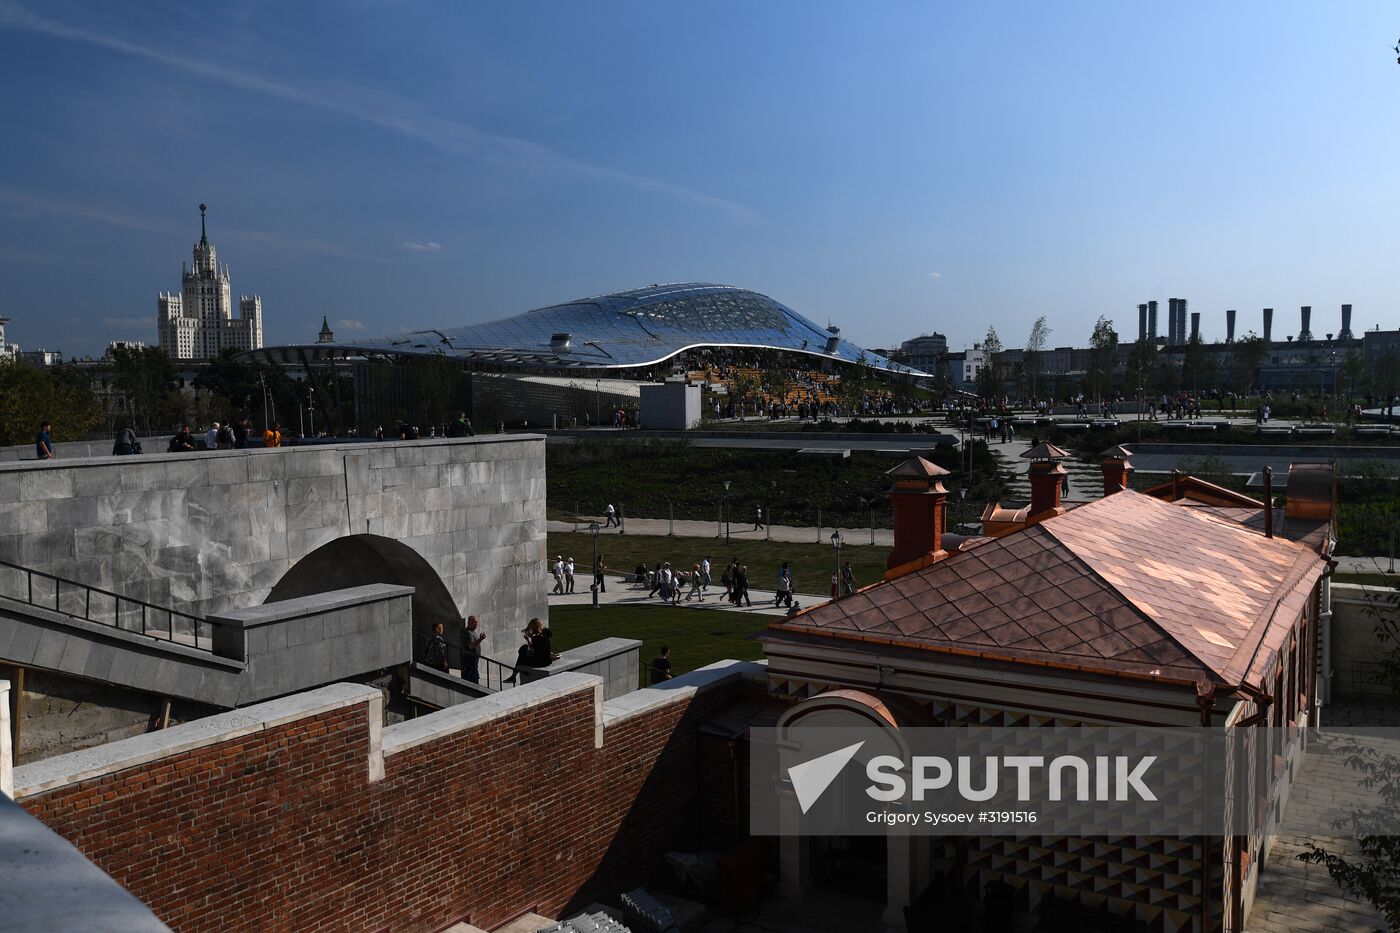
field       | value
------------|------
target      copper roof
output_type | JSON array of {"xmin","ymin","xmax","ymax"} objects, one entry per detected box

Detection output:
[
  {"xmin": 769, "ymin": 490, "xmax": 1325, "ymax": 689},
  {"xmin": 1099, "ymin": 444, "xmax": 1134, "ymax": 460},
  {"xmin": 1020, "ymin": 442, "xmax": 1072, "ymax": 460},
  {"xmin": 1139, "ymin": 475, "xmax": 1264, "ymax": 508},
  {"xmin": 887, "ymin": 457, "xmax": 951, "ymax": 480}
]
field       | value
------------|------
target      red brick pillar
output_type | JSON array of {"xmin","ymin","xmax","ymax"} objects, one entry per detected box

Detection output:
[
  {"xmin": 886, "ymin": 458, "xmax": 951, "ymax": 570},
  {"xmin": 1028, "ymin": 461, "xmax": 1066, "ymax": 519},
  {"xmin": 1101, "ymin": 456, "xmax": 1133, "ymax": 496}
]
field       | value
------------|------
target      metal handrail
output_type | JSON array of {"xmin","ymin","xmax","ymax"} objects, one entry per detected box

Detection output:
[
  {"xmin": 415, "ymin": 630, "xmax": 516, "ymax": 693},
  {"xmin": 0, "ymin": 558, "xmax": 218, "ymax": 653}
]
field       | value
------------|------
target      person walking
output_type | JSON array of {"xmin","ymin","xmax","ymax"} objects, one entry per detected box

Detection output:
[
  {"xmin": 721, "ymin": 560, "xmax": 735, "ymax": 601},
  {"xmin": 657, "ymin": 563, "xmax": 673, "ymax": 603},
  {"xmin": 594, "ymin": 555, "xmax": 607, "ymax": 594},
  {"xmin": 34, "ymin": 420, "xmax": 54, "ymax": 460},
  {"xmin": 205, "ymin": 422, "xmax": 220, "ymax": 451},
  {"xmin": 604, "ymin": 503, "xmax": 619, "ymax": 528},
  {"xmin": 563, "ymin": 557, "xmax": 575, "ymax": 594},
  {"xmin": 649, "ymin": 561, "xmax": 664, "ymax": 598},
  {"xmin": 686, "ymin": 564, "xmax": 704, "ymax": 602},
  {"xmin": 735, "ymin": 564, "xmax": 752, "ymax": 607},
  {"xmin": 774, "ymin": 562, "xmax": 794, "ymax": 609},
  {"xmin": 550, "ymin": 555, "xmax": 565, "ymax": 594},
  {"xmin": 841, "ymin": 560, "xmax": 857, "ymax": 597},
  {"xmin": 700, "ymin": 556, "xmax": 712, "ymax": 594},
  {"xmin": 754, "ymin": 506, "xmax": 765, "ymax": 530}
]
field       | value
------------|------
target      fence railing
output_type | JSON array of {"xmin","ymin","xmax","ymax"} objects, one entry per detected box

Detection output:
[
  {"xmin": 415, "ymin": 630, "xmax": 515, "ymax": 693},
  {"xmin": 0, "ymin": 558, "xmax": 218, "ymax": 652}
]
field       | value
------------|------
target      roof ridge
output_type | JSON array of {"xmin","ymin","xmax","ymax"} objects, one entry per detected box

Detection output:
[{"xmin": 1221, "ymin": 544, "xmax": 1328, "ymax": 687}]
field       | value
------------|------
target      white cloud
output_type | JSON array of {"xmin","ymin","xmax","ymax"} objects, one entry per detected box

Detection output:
[
  {"xmin": 400, "ymin": 240, "xmax": 443, "ymax": 253},
  {"xmin": 0, "ymin": 3, "xmax": 757, "ymax": 222},
  {"xmin": 103, "ymin": 316, "xmax": 154, "ymax": 329},
  {"xmin": 334, "ymin": 318, "xmax": 366, "ymax": 331},
  {"xmin": 928, "ymin": 272, "xmax": 942, "ymax": 279}
]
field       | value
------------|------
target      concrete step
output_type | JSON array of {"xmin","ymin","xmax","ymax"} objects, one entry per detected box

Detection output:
[{"xmin": 492, "ymin": 913, "xmax": 555, "ymax": 933}]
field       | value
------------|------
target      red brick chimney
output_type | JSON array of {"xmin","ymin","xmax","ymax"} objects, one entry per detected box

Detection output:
[
  {"xmin": 1021, "ymin": 442, "xmax": 1071, "ymax": 521},
  {"xmin": 885, "ymin": 457, "xmax": 951, "ymax": 571},
  {"xmin": 1099, "ymin": 444, "xmax": 1134, "ymax": 497}
]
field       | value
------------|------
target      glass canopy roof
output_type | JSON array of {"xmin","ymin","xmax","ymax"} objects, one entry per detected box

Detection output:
[{"xmin": 272, "ymin": 283, "xmax": 926, "ymax": 376}]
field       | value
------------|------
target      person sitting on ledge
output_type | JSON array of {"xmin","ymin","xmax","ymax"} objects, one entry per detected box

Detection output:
[{"xmin": 507, "ymin": 618, "xmax": 558, "ymax": 683}]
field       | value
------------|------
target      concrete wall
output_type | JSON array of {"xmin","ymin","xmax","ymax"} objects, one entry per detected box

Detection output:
[
  {"xmin": 639, "ymin": 382, "xmax": 701, "ymax": 430},
  {"xmin": 0, "ymin": 435, "xmax": 547, "ymax": 666},
  {"xmin": 471, "ymin": 372, "xmax": 638, "ymax": 428},
  {"xmin": 209, "ymin": 584, "xmax": 414, "ymax": 705},
  {"xmin": 13, "ymin": 663, "xmax": 765, "ymax": 932},
  {"xmin": 1330, "ymin": 582, "xmax": 1400, "ymax": 700},
  {"xmin": 518, "ymin": 636, "xmax": 641, "ymax": 700}
]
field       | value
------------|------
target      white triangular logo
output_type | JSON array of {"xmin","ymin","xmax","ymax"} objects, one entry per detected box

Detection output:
[{"xmin": 788, "ymin": 741, "xmax": 865, "ymax": 814}]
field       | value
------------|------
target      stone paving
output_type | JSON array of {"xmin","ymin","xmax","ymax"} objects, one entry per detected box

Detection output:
[
  {"xmin": 547, "ymin": 572, "xmax": 796, "ymax": 618},
  {"xmin": 1247, "ymin": 702, "xmax": 1400, "ymax": 932}
]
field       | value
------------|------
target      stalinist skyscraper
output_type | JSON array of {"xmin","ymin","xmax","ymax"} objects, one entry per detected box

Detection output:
[{"xmin": 157, "ymin": 204, "xmax": 263, "ymax": 360}]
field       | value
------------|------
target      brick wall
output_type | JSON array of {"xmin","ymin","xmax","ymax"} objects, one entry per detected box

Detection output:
[{"xmin": 19, "ymin": 668, "xmax": 757, "ymax": 932}]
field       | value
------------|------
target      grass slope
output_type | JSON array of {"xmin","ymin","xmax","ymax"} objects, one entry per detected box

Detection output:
[{"xmin": 548, "ymin": 604, "xmax": 766, "ymax": 679}]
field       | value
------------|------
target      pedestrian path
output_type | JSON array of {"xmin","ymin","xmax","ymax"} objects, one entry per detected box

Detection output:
[
  {"xmin": 547, "ymin": 575, "xmax": 802, "ymax": 617},
  {"xmin": 548, "ymin": 517, "xmax": 894, "ymax": 547}
]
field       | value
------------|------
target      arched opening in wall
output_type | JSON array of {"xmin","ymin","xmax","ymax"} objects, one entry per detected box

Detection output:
[{"xmin": 267, "ymin": 534, "xmax": 460, "ymax": 653}]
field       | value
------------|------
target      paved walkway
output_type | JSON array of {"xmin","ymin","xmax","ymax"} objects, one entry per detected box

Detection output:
[{"xmin": 548, "ymin": 575, "xmax": 803, "ymax": 618}]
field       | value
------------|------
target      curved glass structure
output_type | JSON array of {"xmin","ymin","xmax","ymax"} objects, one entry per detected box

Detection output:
[{"xmin": 256, "ymin": 283, "xmax": 924, "ymax": 376}]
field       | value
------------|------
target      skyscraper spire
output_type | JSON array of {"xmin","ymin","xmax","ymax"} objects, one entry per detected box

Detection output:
[{"xmin": 199, "ymin": 203, "xmax": 208, "ymax": 247}]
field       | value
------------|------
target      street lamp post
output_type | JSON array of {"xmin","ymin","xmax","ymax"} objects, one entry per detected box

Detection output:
[
  {"xmin": 308, "ymin": 386, "xmax": 316, "ymax": 438},
  {"xmin": 589, "ymin": 521, "xmax": 601, "ymax": 609},
  {"xmin": 723, "ymin": 480, "xmax": 732, "ymax": 544},
  {"xmin": 831, "ymin": 529, "xmax": 843, "ymax": 598}
]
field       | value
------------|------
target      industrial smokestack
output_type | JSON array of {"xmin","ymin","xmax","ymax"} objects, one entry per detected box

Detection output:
[
  {"xmin": 1226, "ymin": 309, "xmax": 1236, "ymax": 343},
  {"xmin": 1148, "ymin": 300, "xmax": 1159, "ymax": 343},
  {"xmin": 1180, "ymin": 299, "xmax": 1189, "ymax": 344},
  {"xmin": 1299, "ymin": 305, "xmax": 1313, "ymax": 343},
  {"xmin": 1166, "ymin": 298, "xmax": 1177, "ymax": 345},
  {"xmin": 1263, "ymin": 308, "xmax": 1273, "ymax": 344},
  {"xmin": 1339, "ymin": 304, "xmax": 1354, "ymax": 341},
  {"xmin": 1138, "ymin": 303, "xmax": 1148, "ymax": 343},
  {"xmin": 1190, "ymin": 311, "xmax": 1200, "ymax": 342}
]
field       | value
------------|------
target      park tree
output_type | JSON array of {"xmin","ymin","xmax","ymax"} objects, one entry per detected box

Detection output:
[
  {"xmin": 1180, "ymin": 334, "xmax": 1217, "ymax": 396},
  {"xmin": 1229, "ymin": 332, "xmax": 1267, "ymax": 395},
  {"xmin": 108, "ymin": 345, "xmax": 184, "ymax": 433},
  {"xmin": 1124, "ymin": 341, "xmax": 1157, "ymax": 401},
  {"xmin": 0, "ymin": 358, "xmax": 103, "ymax": 446},
  {"xmin": 1024, "ymin": 316, "xmax": 1051, "ymax": 400},
  {"xmin": 1342, "ymin": 350, "xmax": 1367, "ymax": 403},
  {"xmin": 194, "ymin": 348, "xmax": 301, "ymax": 430},
  {"xmin": 1084, "ymin": 316, "xmax": 1117, "ymax": 404}
]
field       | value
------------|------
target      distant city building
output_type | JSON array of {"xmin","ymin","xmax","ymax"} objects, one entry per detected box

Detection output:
[
  {"xmin": 157, "ymin": 204, "xmax": 263, "ymax": 360},
  {"xmin": 0, "ymin": 315, "xmax": 18, "ymax": 360},
  {"xmin": 20, "ymin": 349, "xmax": 63, "ymax": 367},
  {"xmin": 105, "ymin": 340, "xmax": 147, "ymax": 358},
  {"xmin": 897, "ymin": 332, "xmax": 948, "ymax": 371},
  {"xmin": 318, "ymin": 316, "xmax": 335, "ymax": 344}
]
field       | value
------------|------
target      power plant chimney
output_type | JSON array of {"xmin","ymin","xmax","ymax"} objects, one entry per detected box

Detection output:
[
  {"xmin": 1263, "ymin": 308, "xmax": 1273, "ymax": 344},
  {"xmin": 1166, "ymin": 298, "xmax": 1177, "ymax": 345},
  {"xmin": 1226, "ymin": 309, "xmax": 1237, "ymax": 343},
  {"xmin": 1179, "ymin": 299, "xmax": 1189, "ymax": 344},
  {"xmin": 1338, "ymin": 304, "xmax": 1354, "ymax": 341},
  {"xmin": 1190, "ymin": 311, "xmax": 1200, "ymax": 342},
  {"xmin": 1298, "ymin": 305, "xmax": 1313, "ymax": 343},
  {"xmin": 1138, "ymin": 303, "xmax": 1148, "ymax": 343},
  {"xmin": 1148, "ymin": 300, "xmax": 1159, "ymax": 343}
]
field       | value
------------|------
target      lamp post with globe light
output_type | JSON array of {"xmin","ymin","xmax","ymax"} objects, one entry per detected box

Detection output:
[
  {"xmin": 588, "ymin": 521, "xmax": 601, "ymax": 609},
  {"xmin": 723, "ymin": 480, "xmax": 732, "ymax": 544},
  {"xmin": 831, "ymin": 529, "xmax": 843, "ymax": 596}
]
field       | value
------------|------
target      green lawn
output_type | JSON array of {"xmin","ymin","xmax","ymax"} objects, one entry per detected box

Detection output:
[
  {"xmin": 1334, "ymin": 572, "xmax": 1400, "ymax": 589},
  {"xmin": 547, "ymin": 530, "xmax": 889, "ymax": 596},
  {"xmin": 548, "ymin": 604, "xmax": 766, "ymax": 679}
]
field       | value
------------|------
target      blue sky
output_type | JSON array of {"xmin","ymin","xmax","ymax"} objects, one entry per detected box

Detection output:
[{"xmin": 1, "ymin": 1, "xmax": 1398, "ymax": 360}]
